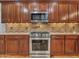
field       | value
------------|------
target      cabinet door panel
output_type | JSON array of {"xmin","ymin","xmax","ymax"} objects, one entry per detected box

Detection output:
[
  {"xmin": 76, "ymin": 36, "xmax": 79, "ymax": 54},
  {"xmin": 29, "ymin": 2, "xmax": 39, "ymax": 12},
  {"xmin": 68, "ymin": 4, "xmax": 78, "ymax": 23},
  {"xmin": 58, "ymin": 3, "xmax": 69, "ymax": 22},
  {"xmin": 65, "ymin": 40, "xmax": 76, "ymax": 54},
  {"xmin": 2, "ymin": 3, "xmax": 20, "ymax": 23},
  {"xmin": 65, "ymin": 35, "xmax": 77, "ymax": 54},
  {"xmin": 49, "ymin": 3, "xmax": 58, "ymax": 23},
  {"xmin": 39, "ymin": 3, "xmax": 48, "ymax": 12},
  {"xmin": 51, "ymin": 35, "xmax": 64, "ymax": 55},
  {"xmin": 5, "ymin": 35, "xmax": 29, "ymax": 56},
  {"xmin": 20, "ymin": 3, "xmax": 30, "ymax": 23},
  {"xmin": 19, "ymin": 35, "xmax": 29, "ymax": 56},
  {"xmin": 0, "ymin": 36, "xmax": 5, "ymax": 54},
  {"xmin": 2, "ymin": 3, "xmax": 11, "ymax": 23},
  {"xmin": 77, "ymin": 4, "xmax": 79, "ymax": 22},
  {"xmin": 2, "ymin": 2, "xmax": 30, "ymax": 23},
  {"xmin": 5, "ymin": 35, "xmax": 19, "ymax": 54}
]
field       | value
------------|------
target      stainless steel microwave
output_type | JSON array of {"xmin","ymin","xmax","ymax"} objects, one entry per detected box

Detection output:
[{"xmin": 31, "ymin": 12, "xmax": 48, "ymax": 22}]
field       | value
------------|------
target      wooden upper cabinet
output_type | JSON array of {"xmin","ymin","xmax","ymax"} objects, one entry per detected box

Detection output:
[
  {"xmin": 20, "ymin": 3, "xmax": 30, "ymax": 23},
  {"xmin": 2, "ymin": 3, "xmax": 20, "ymax": 23},
  {"xmin": 48, "ymin": 2, "xmax": 59, "ymax": 23},
  {"xmin": 0, "ymin": 36, "xmax": 5, "ymax": 54},
  {"xmin": 29, "ymin": 2, "xmax": 39, "ymax": 12},
  {"xmin": 68, "ymin": 4, "xmax": 78, "ymax": 23},
  {"xmin": 51, "ymin": 35, "xmax": 64, "ymax": 56},
  {"xmin": 2, "ymin": 2, "xmax": 30, "ymax": 23},
  {"xmin": 29, "ymin": 2, "xmax": 48, "ymax": 12},
  {"xmin": 58, "ymin": 3, "xmax": 69, "ymax": 23},
  {"xmin": 77, "ymin": 4, "xmax": 79, "ymax": 22},
  {"xmin": 39, "ymin": 3, "xmax": 48, "ymax": 12}
]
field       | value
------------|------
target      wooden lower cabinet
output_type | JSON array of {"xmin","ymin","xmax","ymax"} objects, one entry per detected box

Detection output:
[
  {"xmin": 51, "ymin": 35, "xmax": 64, "ymax": 56},
  {"xmin": 0, "ymin": 35, "xmax": 78, "ymax": 57},
  {"xmin": 6, "ymin": 37, "xmax": 19, "ymax": 54},
  {"xmin": 0, "ymin": 36, "xmax": 5, "ymax": 54},
  {"xmin": 65, "ymin": 35, "xmax": 77, "ymax": 54},
  {"xmin": 51, "ymin": 35, "xmax": 78, "ymax": 57},
  {"xmin": 19, "ymin": 36, "xmax": 29, "ymax": 56},
  {"xmin": 76, "ymin": 36, "xmax": 79, "ymax": 54},
  {"xmin": 65, "ymin": 40, "xmax": 76, "ymax": 54},
  {"xmin": 5, "ymin": 35, "xmax": 29, "ymax": 57}
]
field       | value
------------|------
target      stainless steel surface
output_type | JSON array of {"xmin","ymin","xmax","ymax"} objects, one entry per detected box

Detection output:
[{"xmin": 29, "ymin": 31, "xmax": 50, "ymax": 57}]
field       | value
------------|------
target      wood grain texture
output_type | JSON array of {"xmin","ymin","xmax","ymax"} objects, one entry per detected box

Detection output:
[
  {"xmin": 5, "ymin": 35, "xmax": 29, "ymax": 56},
  {"xmin": 2, "ymin": 2, "xmax": 79, "ymax": 23},
  {"xmin": 51, "ymin": 35, "xmax": 64, "ymax": 56},
  {"xmin": 2, "ymin": 2, "xmax": 30, "ymax": 23},
  {"xmin": 0, "ymin": 36, "xmax": 5, "ymax": 54}
]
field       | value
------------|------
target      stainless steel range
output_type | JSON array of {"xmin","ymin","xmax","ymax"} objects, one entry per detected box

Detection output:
[{"xmin": 29, "ymin": 32, "xmax": 50, "ymax": 58}]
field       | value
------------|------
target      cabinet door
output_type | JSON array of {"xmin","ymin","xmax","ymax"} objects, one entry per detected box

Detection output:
[
  {"xmin": 58, "ymin": 3, "xmax": 69, "ymax": 23},
  {"xmin": 51, "ymin": 35, "xmax": 64, "ymax": 56},
  {"xmin": 68, "ymin": 4, "xmax": 78, "ymax": 23},
  {"xmin": 0, "ymin": 36, "xmax": 5, "ymax": 54},
  {"xmin": 65, "ymin": 40, "xmax": 76, "ymax": 54},
  {"xmin": 76, "ymin": 36, "xmax": 79, "ymax": 54},
  {"xmin": 2, "ymin": 2, "xmax": 20, "ymax": 23},
  {"xmin": 19, "ymin": 35, "xmax": 29, "ymax": 56},
  {"xmin": 77, "ymin": 4, "xmax": 79, "ymax": 22},
  {"xmin": 20, "ymin": 3, "xmax": 30, "ymax": 23},
  {"xmin": 2, "ymin": 2, "xmax": 30, "ymax": 23},
  {"xmin": 65, "ymin": 35, "xmax": 77, "ymax": 54},
  {"xmin": 48, "ymin": 2, "xmax": 58, "ymax": 23},
  {"xmin": 29, "ymin": 3, "xmax": 48, "ymax": 11},
  {"xmin": 39, "ymin": 3, "xmax": 48, "ymax": 12},
  {"xmin": 2, "ymin": 3, "xmax": 10, "ymax": 23},
  {"xmin": 5, "ymin": 35, "xmax": 19, "ymax": 54},
  {"xmin": 29, "ymin": 2, "xmax": 39, "ymax": 12}
]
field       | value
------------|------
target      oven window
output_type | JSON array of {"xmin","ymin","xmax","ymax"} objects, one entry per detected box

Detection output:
[{"xmin": 32, "ymin": 40, "xmax": 48, "ymax": 51}]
